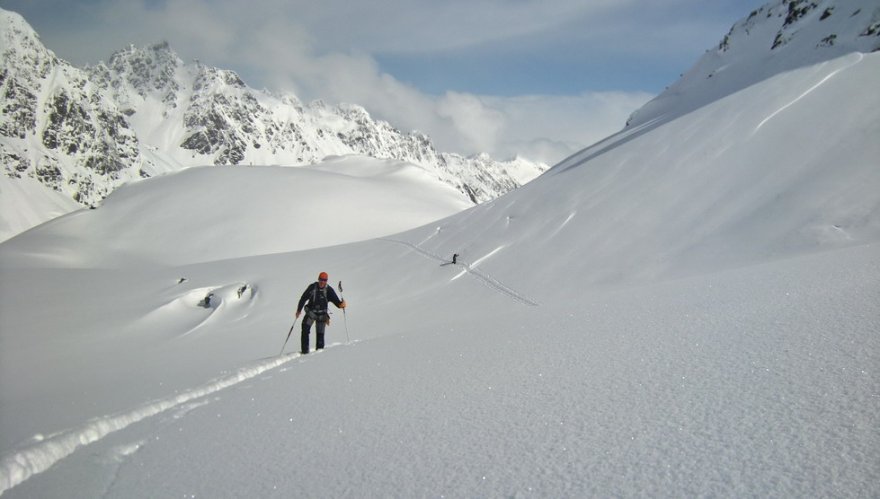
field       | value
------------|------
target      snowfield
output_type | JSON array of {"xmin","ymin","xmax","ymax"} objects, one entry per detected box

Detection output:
[
  {"xmin": 2, "ymin": 1, "xmax": 879, "ymax": 497},
  {"xmin": 4, "ymin": 240, "xmax": 878, "ymax": 498}
]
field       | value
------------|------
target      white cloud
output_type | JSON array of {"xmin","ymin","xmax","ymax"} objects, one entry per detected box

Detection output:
[
  {"xmin": 484, "ymin": 91, "xmax": 655, "ymax": 162},
  {"xmin": 436, "ymin": 92, "xmax": 505, "ymax": 154},
  {"xmin": 257, "ymin": 44, "xmax": 651, "ymax": 163}
]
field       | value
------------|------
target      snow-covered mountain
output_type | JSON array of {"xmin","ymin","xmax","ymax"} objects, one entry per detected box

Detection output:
[
  {"xmin": 628, "ymin": 0, "xmax": 880, "ymax": 127},
  {"xmin": 0, "ymin": 8, "xmax": 546, "ymax": 241},
  {"xmin": 1, "ymin": 1, "xmax": 878, "ymax": 497},
  {"xmin": 0, "ymin": 10, "xmax": 144, "ymax": 203},
  {"xmin": 84, "ymin": 39, "xmax": 543, "ymax": 195}
]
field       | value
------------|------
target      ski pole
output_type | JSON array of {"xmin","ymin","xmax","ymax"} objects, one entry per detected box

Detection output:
[
  {"xmin": 339, "ymin": 281, "xmax": 350, "ymax": 343},
  {"xmin": 280, "ymin": 317, "xmax": 298, "ymax": 355}
]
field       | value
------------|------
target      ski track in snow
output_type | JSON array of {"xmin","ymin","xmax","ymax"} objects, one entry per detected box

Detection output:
[
  {"xmin": 753, "ymin": 54, "xmax": 863, "ymax": 134},
  {"xmin": 381, "ymin": 238, "xmax": 539, "ymax": 306},
  {"xmin": 0, "ymin": 345, "xmax": 341, "ymax": 495}
]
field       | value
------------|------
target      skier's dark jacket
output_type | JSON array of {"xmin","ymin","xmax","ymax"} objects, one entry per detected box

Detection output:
[{"xmin": 297, "ymin": 282, "xmax": 342, "ymax": 320}]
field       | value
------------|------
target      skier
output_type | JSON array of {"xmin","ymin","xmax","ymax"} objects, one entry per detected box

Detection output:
[
  {"xmin": 295, "ymin": 272, "xmax": 346, "ymax": 354},
  {"xmin": 452, "ymin": 253, "xmax": 459, "ymax": 265}
]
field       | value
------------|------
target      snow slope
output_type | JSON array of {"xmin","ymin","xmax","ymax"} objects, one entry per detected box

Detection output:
[
  {"xmin": 1, "ymin": 0, "xmax": 879, "ymax": 496},
  {"xmin": 409, "ymin": 50, "xmax": 880, "ymax": 291},
  {"xmin": 0, "ymin": 155, "xmax": 471, "ymax": 267},
  {"xmin": 3, "ymin": 241, "xmax": 877, "ymax": 498},
  {"xmin": 0, "ymin": 175, "xmax": 79, "ymax": 241}
]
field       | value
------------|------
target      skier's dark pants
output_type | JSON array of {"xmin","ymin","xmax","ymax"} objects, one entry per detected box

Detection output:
[{"xmin": 301, "ymin": 313, "xmax": 326, "ymax": 353}]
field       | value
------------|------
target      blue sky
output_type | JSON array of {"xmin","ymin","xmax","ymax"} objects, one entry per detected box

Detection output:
[{"xmin": 2, "ymin": 0, "xmax": 769, "ymax": 163}]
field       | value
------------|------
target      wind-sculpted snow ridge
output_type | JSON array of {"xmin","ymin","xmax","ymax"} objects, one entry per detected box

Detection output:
[
  {"xmin": 0, "ymin": 344, "xmax": 342, "ymax": 495},
  {"xmin": 139, "ymin": 281, "xmax": 257, "ymax": 338},
  {"xmin": 381, "ymin": 238, "xmax": 539, "ymax": 306}
]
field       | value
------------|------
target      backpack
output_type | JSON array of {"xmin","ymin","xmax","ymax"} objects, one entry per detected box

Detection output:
[{"xmin": 308, "ymin": 283, "xmax": 329, "ymax": 314}]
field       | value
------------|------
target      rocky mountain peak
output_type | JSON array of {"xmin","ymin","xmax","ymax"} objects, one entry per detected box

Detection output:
[
  {"xmin": 88, "ymin": 41, "xmax": 185, "ymax": 113},
  {"xmin": 0, "ymin": 9, "xmax": 59, "ymax": 82},
  {"xmin": 718, "ymin": 0, "xmax": 880, "ymax": 55},
  {"xmin": 1, "ymin": 9, "xmax": 144, "ymax": 206}
]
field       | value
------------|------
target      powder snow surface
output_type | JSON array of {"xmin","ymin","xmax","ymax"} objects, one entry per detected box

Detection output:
[
  {"xmin": 1, "ymin": 239, "xmax": 877, "ymax": 498},
  {"xmin": 1, "ymin": 5, "xmax": 880, "ymax": 496}
]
